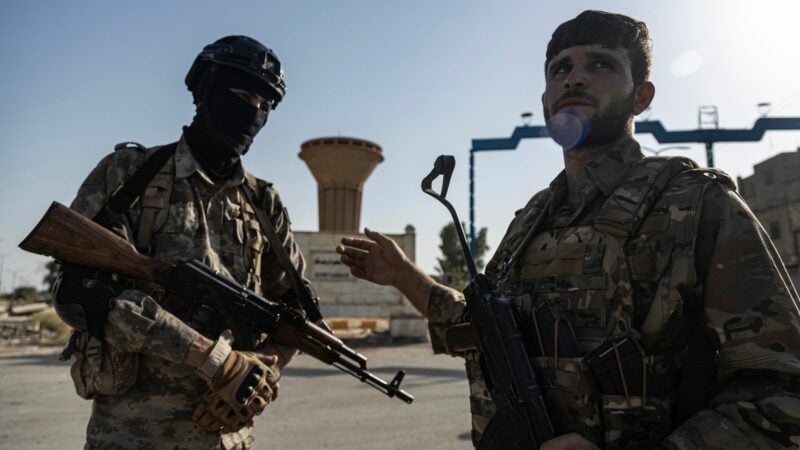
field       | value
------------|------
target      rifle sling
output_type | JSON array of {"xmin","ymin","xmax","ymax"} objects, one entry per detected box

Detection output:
[
  {"xmin": 104, "ymin": 143, "xmax": 177, "ymax": 218},
  {"xmin": 68, "ymin": 143, "xmax": 175, "ymax": 341},
  {"xmin": 241, "ymin": 182, "xmax": 323, "ymax": 324}
]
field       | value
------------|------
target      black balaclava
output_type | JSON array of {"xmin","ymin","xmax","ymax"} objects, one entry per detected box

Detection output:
[{"xmin": 186, "ymin": 67, "xmax": 274, "ymax": 181}]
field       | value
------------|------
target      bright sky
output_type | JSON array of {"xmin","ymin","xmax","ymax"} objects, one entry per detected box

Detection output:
[{"xmin": 2, "ymin": 0, "xmax": 800, "ymax": 291}]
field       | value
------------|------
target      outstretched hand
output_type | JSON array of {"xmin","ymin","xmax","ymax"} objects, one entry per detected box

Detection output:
[{"xmin": 336, "ymin": 228, "xmax": 410, "ymax": 287}]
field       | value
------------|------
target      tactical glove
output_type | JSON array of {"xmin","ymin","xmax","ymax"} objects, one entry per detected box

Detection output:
[{"xmin": 192, "ymin": 330, "xmax": 280, "ymax": 432}]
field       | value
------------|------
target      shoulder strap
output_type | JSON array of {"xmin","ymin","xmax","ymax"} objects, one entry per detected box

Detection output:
[
  {"xmin": 496, "ymin": 196, "xmax": 552, "ymax": 284},
  {"xmin": 593, "ymin": 156, "xmax": 698, "ymax": 239},
  {"xmin": 102, "ymin": 143, "xmax": 177, "ymax": 217},
  {"xmin": 135, "ymin": 148, "xmax": 176, "ymax": 252},
  {"xmin": 240, "ymin": 174, "xmax": 325, "ymax": 325}
]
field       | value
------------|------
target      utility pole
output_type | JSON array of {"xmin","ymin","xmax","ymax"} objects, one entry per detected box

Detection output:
[
  {"xmin": 9, "ymin": 270, "xmax": 19, "ymax": 293},
  {"xmin": 469, "ymin": 113, "xmax": 548, "ymax": 255},
  {"xmin": 698, "ymin": 105, "xmax": 720, "ymax": 167},
  {"xmin": 0, "ymin": 254, "xmax": 7, "ymax": 296}
]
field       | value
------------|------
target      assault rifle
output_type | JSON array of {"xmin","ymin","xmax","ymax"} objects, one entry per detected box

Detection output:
[
  {"xmin": 19, "ymin": 202, "xmax": 413, "ymax": 404},
  {"xmin": 421, "ymin": 155, "xmax": 554, "ymax": 448}
]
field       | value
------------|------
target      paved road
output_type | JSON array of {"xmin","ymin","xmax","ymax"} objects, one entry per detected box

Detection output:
[{"xmin": 0, "ymin": 343, "xmax": 473, "ymax": 449}]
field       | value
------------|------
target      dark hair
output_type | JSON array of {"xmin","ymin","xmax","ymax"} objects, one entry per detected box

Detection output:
[{"xmin": 545, "ymin": 10, "xmax": 652, "ymax": 85}]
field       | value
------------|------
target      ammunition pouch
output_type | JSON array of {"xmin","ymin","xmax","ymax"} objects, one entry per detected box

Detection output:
[
  {"xmin": 584, "ymin": 335, "xmax": 681, "ymax": 398},
  {"xmin": 444, "ymin": 322, "xmax": 479, "ymax": 354},
  {"xmin": 61, "ymin": 330, "xmax": 139, "ymax": 399}
]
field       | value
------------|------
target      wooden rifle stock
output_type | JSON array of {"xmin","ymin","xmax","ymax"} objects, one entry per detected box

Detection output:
[
  {"xmin": 19, "ymin": 202, "xmax": 173, "ymax": 282},
  {"xmin": 20, "ymin": 202, "xmax": 415, "ymax": 404}
]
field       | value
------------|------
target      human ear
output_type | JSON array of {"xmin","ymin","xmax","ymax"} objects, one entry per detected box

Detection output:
[{"xmin": 632, "ymin": 81, "xmax": 655, "ymax": 115}]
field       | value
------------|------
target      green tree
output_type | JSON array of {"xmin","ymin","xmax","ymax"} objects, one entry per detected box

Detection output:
[
  {"xmin": 12, "ymin": 286, "xmax": 39, "ymax": 301},
  {"xmin": 43, "ymin": 260, "xmax": 61, "ymax": 292},
  {"xmin": 434, "ymin": 222, "xmax": 489, "ymax": 288}
]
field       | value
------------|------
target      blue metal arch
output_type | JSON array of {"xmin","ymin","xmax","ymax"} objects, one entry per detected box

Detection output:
[
  {"xmin": 470, "ymin": 117, "xmax": 800, "ymax": 151},
  {"xmin": 467, "ymin": 117, "xmax": 800, "ymax": 253}
]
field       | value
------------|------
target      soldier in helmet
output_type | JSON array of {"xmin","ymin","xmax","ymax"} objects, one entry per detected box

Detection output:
[
  {"xmin": 338, "ymin": 11, "xmax": 800, "ymax": 449},
  {"xmin": 55, "ymin": 36, "xmax": 307, "ymax": 449}
]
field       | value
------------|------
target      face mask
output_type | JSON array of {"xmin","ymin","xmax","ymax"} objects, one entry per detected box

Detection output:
[
  {"xmin": 186, "ymin": 69, "xmax": 275, "ymax": 181},
  {"xmin": 196, "ymin": 72, "xmax": 270, "ymax": 156}
]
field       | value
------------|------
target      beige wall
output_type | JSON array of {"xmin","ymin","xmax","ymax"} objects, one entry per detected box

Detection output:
[
  {"xmin": 739, "ymin": 148, "xmax": 800, "ymax": 289},
  {"xmin": 294, "ymin": 226, "xmax": 419, "ymax": 317}
]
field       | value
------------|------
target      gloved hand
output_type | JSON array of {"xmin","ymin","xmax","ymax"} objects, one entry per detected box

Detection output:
[{"xmin": 192, "ymin": 331, "xmax": 280, "ymax": 433}]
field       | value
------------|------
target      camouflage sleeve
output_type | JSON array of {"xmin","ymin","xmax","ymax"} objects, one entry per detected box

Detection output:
[
  {"xmin": 69, "ymin": 150, "xmax": 200, "ymax": 364},
  {"xmin": 663, "ymin": 184, "xmax": 800, "ymax": 448},
  {"xmin": 427, "ymin": 283, "xmax": 467, "ymax": 354},
  {"xmin": 70, "ymin": 150, "xmax": 146, "ymax": 241},
  {"xmin": 105, "ymin": 290, "xmax": 199, "ymax": 363}
]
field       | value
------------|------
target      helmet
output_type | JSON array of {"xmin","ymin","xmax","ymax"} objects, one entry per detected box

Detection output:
[
  {"xmin": 53, "ymin": 266, "xmax": 119, "ymax": 335},
  {"xmin": 186, "ymin": 35, "xmax": 286, "ymax": 109}
]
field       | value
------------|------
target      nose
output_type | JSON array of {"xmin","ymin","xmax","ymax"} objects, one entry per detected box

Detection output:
[{"xmin": 563, "ymin": 66, "xmax": 588, "ymax": 90}]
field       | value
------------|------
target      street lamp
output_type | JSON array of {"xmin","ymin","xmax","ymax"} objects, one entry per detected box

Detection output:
[{"xmin": 641, "ymin": 145, "xmax": 690, "ymax": 156}]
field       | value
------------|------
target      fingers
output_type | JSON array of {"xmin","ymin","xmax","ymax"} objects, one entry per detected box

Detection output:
[
  {"xmin": 364, "ymin": 227, "xmax": 392, "ymax": 246},
  {"xmin": 339, "ymin": 236, "xmax": 375, "ymax": 251},
  {"xmin": 255, "ymin": 353, "xmax": 278, "ymax": 366},
  {"xmin": 192, "ymin": 402, "xmax": 225, "ymax": 432},
  {"xmin": 339, "ymin": 253, "xmax": 364, "ymax": 270},
  {"xmin": 336, "ymin": 245, "xmax": 368, "ymax": 260}
]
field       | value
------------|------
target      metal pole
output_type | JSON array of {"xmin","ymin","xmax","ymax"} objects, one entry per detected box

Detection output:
[
  {"xmin": 705, "ymin": 142, "xmax": 715, "ymax": 168},
  {"xmin": 0, "ymin": 254, "xmax": 5, "ymax": 295},
  {"xmin": 469, "ymin": 149, "xmax": 476, "ymax": 256}
]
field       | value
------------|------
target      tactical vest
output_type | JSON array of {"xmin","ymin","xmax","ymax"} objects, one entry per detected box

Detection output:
[
  {"xmin": 461, "ymin": 157, "xmax": 734, "ymax": 448},
  {"xmin": 123, "ymin": 144, "xmax": 269, "ymax": 349}
]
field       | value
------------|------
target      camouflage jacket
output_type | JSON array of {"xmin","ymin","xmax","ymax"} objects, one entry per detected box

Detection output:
[
  {"xmin": 69, "ymin": 135, "xmax": 306, "ymax": 449},
  {"xmin": 428, "ymin": 138, "xmax": 800, "ymax": 449}
]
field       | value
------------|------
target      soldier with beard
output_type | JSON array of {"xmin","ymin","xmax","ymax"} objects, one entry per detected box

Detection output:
[
  {"xmin": 337, "ymin": 11, "xmax": 800, "ymax": 449},
  {"xmin": 55, "ymin": 36, "xmax": 307, "ymax": 449}
]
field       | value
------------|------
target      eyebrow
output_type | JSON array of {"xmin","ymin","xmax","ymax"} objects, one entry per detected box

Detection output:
[
  {"xmin": 547, "ymin": 49, "xmax": 624, "ymax": 74},
  {"xmin": 547, "ymin": 55, "xmax": 571, "ymax": 74},
  {"xmin": 585, "ymin": 51, "xmax": 622, "ymax": 65}
]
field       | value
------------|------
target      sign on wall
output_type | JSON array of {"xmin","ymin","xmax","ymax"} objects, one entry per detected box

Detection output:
[{"xmin": 310, "ymin": 251, "xmax": 352, "ymax": 280}]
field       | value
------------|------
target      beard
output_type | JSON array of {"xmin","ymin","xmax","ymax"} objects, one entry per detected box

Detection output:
[{"xmin": 544, "ymin": 89, "xmax": 635, "ymax": 150}]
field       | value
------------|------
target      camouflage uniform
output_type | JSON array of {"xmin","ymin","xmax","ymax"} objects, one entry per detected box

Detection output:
[
  {"xmin": 428, "ymin": 138, "xmax": 800, "ymax": 448},
  {"xmin": 69, "ymin": 136, "xmax": 305, "ymax": 450}
]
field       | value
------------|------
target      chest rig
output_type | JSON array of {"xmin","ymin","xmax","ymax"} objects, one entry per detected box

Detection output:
[
  {"xmin": 123, "ymin": 145, "xmax": 269, "ymax": 349},
  {"xmin": 462, "ymin": 157, "xmax": 732, "ymax": 448}
]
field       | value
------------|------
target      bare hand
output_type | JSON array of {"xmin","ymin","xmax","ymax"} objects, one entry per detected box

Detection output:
[
  {"xmin": 540, "ymin": 433, "xmax": 599, "ymax": 450},
  {"xmin": 336, "ymin": 228, "xmax": 412, "ymax": 287}
]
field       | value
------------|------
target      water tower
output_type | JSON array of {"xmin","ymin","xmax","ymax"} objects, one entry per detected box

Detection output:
[{"xmin": 299, "ymin": 137, "xmax": 384, "ymax": 232}]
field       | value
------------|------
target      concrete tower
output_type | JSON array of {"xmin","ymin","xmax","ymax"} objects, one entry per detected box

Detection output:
[{"xmin": 299, "ymin": 137, "xmax": 383, "ymax": 232}]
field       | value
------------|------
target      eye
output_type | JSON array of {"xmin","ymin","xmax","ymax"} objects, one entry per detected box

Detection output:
[
  {"xmin": 549, "ymin": 65, "xmax": 569, "ymax": 78},
  {"xmin": 229, "ymin": 89, "xmax": 272, "ymax": 111},
  {"xmin": 592, "ymin": 60, "xmax": 613, "ymax": 70}
]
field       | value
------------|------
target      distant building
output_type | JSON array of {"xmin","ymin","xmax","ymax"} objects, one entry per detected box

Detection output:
[
  {"xmin": 738, "ymin": 147, "xmax": 800, "ymax": 288},
  {"xmin": 295, "ymin": 136, "xmax": 421, "ymax": 323}
]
